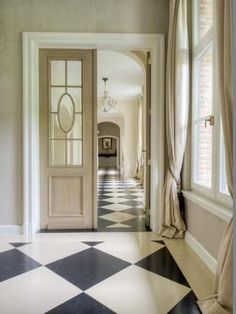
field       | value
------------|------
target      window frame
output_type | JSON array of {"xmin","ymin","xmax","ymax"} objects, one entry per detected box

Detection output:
[{"xmin": 191, "ymin": 0, "xmax": 232, "ymax": 209}]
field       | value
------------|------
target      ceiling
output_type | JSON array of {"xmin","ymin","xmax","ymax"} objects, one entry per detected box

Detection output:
[{"xmin": 97, "ymin": 50, "xmax": 144, "ymax": 101}]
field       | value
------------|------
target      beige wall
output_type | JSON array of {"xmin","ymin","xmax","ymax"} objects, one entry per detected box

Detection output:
[
  {"xmin": 0, "ymin": 0, "xmax": 169, "ymax": 226},
  {"xmin": 184, "ymin": 199, "xmax": 228, "ymax": 259}
]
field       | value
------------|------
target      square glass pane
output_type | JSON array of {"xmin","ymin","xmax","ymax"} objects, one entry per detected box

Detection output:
[
  {"xmin": 51, "ymin": 87, "xmax": 65, "ymax": 112},
  {"xmin": 67, "ymin": 114, "xmax": 82, "ymax": 139},
  {"xmin": 50, "ymin": 114, "xmax": 65, "ymax": 139},
  {"xmin": 67, "ymin": 61, "xmax": 82, "ymax": 86},
  {"xmin": 197, "ymin": 46, "xmax": 213, "ymax": 119},
  {"xmin": 194, "ymin": 120, "xmax": 212, "ymax": 188},
  {"xmin": 67, "ymin": 140, "xmax": 82, "ymax": 166},
  {"xmin": 198, "ymin": 0, "xmax": 213, "ymax": 40},
  {"xmin": 220, "ymin": 126, "xmax": 229, "ymax": 194},
  {"xmin": 51, "ymin": 61, "xmax": 65, "ymax": 85},
  {"xmin": 50, "ymin": 140, "xmax": 66, "ymax": 166},
  {"xmin": 68, "ymin": 88, "xmax": 82, "ymax": 112}
]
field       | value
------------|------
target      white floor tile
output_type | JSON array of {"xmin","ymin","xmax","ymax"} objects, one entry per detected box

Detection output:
[
  {"xmin": 104, "ymin": 197, "xmax": 129, "ymax": 203},
  {"xmin": 18, "ymin": 241, "xmax": 89, "ymax": 265},
  {"xmin": 86, "ymin": 265, "xmax": 191, "ymax": 314},
  {"xmin": 103, "ymin": 193, "xmax": 127, "ymax": 197},
  {"xmin": 99, "ymin": 212, "xmax": 135, "ymax": 223},
  {"xmin": 106, "ymin": 223, "xmax": 131, "ymax": 228},
  {"xmin": 95, "ymin": 239, "xmax": 164, "ymax": 263},
  {"xmin": 0, "ymin": 267, "xmax": 81, "ymax": 314},
  {"xmin": 0, "ymin": 243, "xmax": 14, "ymax": 253},
  {"xmin": 101, "ymin": 203, "xmax": 132, "ymax": 211}
]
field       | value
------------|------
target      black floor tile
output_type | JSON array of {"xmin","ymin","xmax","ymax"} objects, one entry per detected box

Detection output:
[
  {"xmin": 168, "ymin": 291, "xmax": 202, "ymax": 314},
  {"xmin": 152, "ymin": 240, "xmax": 166, "ymax": 245},
  {"xmin": 98, "ymin": 218, "xmax": 116, "ymax": 228},
  {"xmin": 120, "ymin": 208, "xmax": 145, "ymax": 216},
  {"xmin": 98, "ymin": 208, "xmax": 115, "ymax": 216},
  {"xmin": 9, "ymin": 242, "xmax": 32, "ymax": 248},
  {"xmin": 82, "ymin": 242, "xmax": 104, "ymax": 247},
  {"xmin": 98, "ymin": 195, "xmax": 113, "ymax": 200},
  {"xmin": 45, "ymin": 293, "xmax": 115, "ymax": 314},
  {"xmin": 124, "ymin": 217, "xmax": 148, "ymax": 231},
  {"xmin": 120, "ymin": 200, "xmax": 143, "ymax": 206},
  {"xmin": 120, "ymin": 194, "xmax": 141, "ymax": 200},
  {"xmin": 0, "ymin": 249, "xmax": 41, "ymax": 282},
  {"xmin": 98, "ymin": 201, "xmax": 113, "ymax": 207},
  {"xmin": 46, "ymin": 248, "xmax": 131, "ymax": 290},
  {"xmin": 135, "ymin": 247, "xmax": 190, "ymax": 287}
]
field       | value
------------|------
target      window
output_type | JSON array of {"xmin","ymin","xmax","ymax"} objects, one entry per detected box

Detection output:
[{"xmin": 192, "ymin": 0, "xmax": 231, "ymax": 208}]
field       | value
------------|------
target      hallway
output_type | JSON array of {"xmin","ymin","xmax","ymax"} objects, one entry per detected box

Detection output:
[
  {"xmin": 0, "ymin": 232, "xmax": 206, "ymax": 314},
  {"xmin": 98, "ymin": 168, "xmax": 148, "ymax": 231}
]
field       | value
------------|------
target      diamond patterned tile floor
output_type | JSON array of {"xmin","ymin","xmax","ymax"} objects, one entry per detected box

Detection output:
[
  {"xmin": 97, "ymin": 168, "xmax": 148, "ymax": 232},
  {"xmin": 0, "ymin": 236, "xmax": 202, "ymax": 313}
]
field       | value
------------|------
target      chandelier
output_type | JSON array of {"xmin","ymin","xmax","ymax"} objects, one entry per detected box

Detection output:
[{"xmin": 97, "ymin": 78, "xmax": 117, "ymax": 112}]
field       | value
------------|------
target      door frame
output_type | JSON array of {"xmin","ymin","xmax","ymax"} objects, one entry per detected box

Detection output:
[{"xmin": 23, "ymin": 32, "xmax": 165, "ymax": 235}]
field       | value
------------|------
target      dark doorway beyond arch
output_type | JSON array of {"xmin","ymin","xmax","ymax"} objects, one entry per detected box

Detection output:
[{"xmin": 97, "ymin": 122, "xmax": 120, "ymax": 169}]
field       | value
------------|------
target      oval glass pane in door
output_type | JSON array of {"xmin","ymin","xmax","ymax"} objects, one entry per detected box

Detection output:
[{"xmin": 58, "ymin": 94, "xmax": 75, "ymax": 133}]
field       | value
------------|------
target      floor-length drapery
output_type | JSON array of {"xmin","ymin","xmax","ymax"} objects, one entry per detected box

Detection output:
[
  {"xmin": 159, "ymin": 0, "xmax": 189, "ymax": 239},
  {"xmin": 198, "ymin": 1, "xmax": 233, "ymax": 313}
]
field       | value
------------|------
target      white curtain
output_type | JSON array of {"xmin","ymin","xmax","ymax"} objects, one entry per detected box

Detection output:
[
  {"xmin": 159, "ymin": 0, "xmax": 189, "ymax": 239},
  {"xmin": 198, "ymin": 0, "xmax": 233, "ymax": 313}
]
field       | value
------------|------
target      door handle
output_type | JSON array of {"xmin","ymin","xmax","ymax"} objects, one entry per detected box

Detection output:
[{"xmin": 204, "ymin": 116, "xmax": 214, "ymax": 128}]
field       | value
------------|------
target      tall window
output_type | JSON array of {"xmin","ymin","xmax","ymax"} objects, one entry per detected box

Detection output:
[{"xmin": 192, "ymin": 0, "xmax": 231, "ymax": 207}]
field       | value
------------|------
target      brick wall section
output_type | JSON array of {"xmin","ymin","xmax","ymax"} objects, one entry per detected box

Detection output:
[
  {"xmin": 196, "ymin": 42, "xmax": 213, "ymax": 187},
  {"xmin": 199, "ymin": 0, "xmax": 213, "ymax": 39}
]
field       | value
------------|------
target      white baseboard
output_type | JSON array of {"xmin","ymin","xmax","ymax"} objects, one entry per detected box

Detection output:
[
  {"xmin": 0, "ymin": 225, "xmax": 23, "ymax": 235},
  {"xmin": 185, "ymin": 231, "xmax": 217, "ymax": 274}
]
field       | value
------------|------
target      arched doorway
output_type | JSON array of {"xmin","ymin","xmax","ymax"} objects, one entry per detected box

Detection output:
[{"xmin": 97, "ymin": 122, "xmax": 120, "ymax": 170}]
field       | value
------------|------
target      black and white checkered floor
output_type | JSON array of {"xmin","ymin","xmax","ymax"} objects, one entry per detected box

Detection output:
[
  {"xmin": 98, "ymin": 169, "xmax": 148, "ymax": 231},
  {"xmin": 0, "ymin": 234, "xmax": 202, "ymax": 313},
  {"xmin": 0, "ymin": 169, "xmax": 204, "ymax": 313}
]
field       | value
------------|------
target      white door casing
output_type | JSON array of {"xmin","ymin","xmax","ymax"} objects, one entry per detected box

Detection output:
[{"xmin": 23, "ymin": 32, "xmax": 165, "ymax": 235}]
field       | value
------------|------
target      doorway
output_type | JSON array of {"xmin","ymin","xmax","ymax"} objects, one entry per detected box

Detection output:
[
  {"xmin": 23, "ymin": 32, "xmax": 165, "ymax": 235},
  {"xmin": 96, "ymin": 50, "xmax": 150, "ymax": 231}
]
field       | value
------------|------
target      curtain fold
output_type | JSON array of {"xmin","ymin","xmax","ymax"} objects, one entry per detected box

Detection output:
[
  {"xmin": 197, "ymin": 0, "xmax": 233, "ymax": 313},
  {"xmin": 159, "ymin": 0, "xmax": 189, "ymax": 239}
]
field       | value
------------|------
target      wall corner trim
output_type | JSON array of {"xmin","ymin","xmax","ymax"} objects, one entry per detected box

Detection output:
[
  {"xmin": 0, "ymin": 225, "xmax": 23, "ymax": 235},
  {"xmin": 185, "ymin": 231, "xmax": 217, "ymax": 274}
]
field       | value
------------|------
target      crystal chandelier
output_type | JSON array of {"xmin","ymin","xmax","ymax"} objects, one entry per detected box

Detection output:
[{"xmin": 97, "ymin": 78, "xmax": 117, "ymax": 112}]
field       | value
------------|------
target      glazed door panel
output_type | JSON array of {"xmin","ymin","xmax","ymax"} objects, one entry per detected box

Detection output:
[{"xmin": 39, "ymin": 49, "xmax": 95, "ymax": 229}]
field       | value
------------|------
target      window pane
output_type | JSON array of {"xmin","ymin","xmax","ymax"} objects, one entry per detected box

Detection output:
[
  {"xmin": 198, "ymin": 0, "xmax": 213, "ymax": 40},
  {"xmin": 50, "ymin": 114, "xmax": 65, "ymax": 139},
  {"xmin": 51, "ymin": 61, "xmax": 65, "ymax": 85},
  {"xmin": 68, "ymin": 88, "xmax": 82, "ymax": 112},
  {"xmin": 67, "ymin": 140, "xmax": 82, "ymax": 166},
  {"xmin": 67, "ymin": 61, "xmax": 82, "ymax": 86},
  {"xmin": 50, "ymin": 140, "xmax": 66, "ymax": 166},
  {"xmin": 51, "ymin": 87, "xmax": 65, "ymax": 112},
  {"xmin": 194, "ymin": 120, "xmax": 212, "ymax": 188},
  {"xmin": 220, "ymin": 127, "xmax": 229, "ymax": 194},
  {"xmin": 197, "ymin": 46, "xmax": 213, "ymax": 119}
]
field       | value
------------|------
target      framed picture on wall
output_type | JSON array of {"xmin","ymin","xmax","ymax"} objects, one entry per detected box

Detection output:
[{"xmin": 102, "ymin": 137, "xmax": 112, "ymax": 150}]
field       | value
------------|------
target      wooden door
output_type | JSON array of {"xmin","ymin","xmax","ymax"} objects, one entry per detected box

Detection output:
[{"xmin": 39, "ymin": 49, "xmax": 96, "ymax": 229}]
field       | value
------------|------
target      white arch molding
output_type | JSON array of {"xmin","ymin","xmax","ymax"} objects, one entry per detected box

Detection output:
[{"xmin": 23, "ymin": 32, "xmax": 165, "ymax": 235}]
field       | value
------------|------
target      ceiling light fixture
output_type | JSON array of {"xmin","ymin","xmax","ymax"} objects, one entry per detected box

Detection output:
[{"xmin": 97, "ymin": 77, "xmax": 117, "ymax": 112}]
